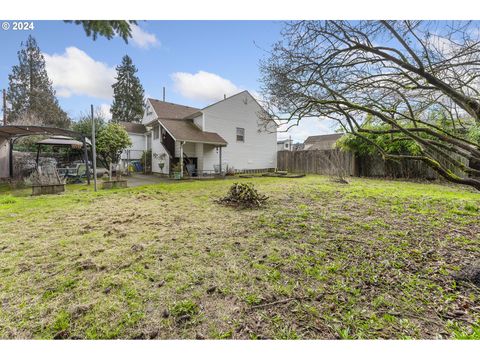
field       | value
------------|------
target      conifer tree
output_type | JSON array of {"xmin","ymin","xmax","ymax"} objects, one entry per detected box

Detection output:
[
  {"xmin": 6, "ymin": 35, "xmax": 70, "ymax": 128},
  {"xmin": 111, "ymin": 55, "xmax": 145, "ymax": 123}
]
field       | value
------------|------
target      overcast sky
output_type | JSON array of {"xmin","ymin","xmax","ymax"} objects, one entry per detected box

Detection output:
[{"xmin": 0, "ymin": 20, "xmax": 339, "ymax": 141}]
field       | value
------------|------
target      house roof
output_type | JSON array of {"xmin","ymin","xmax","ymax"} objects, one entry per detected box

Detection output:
[
  {"xmin": 148, "ymin": 98, "xmax": 199, "ymax": 120},
  {"xmin": 118, "ymin": 121, "xmax": 147, "ymax": 134},
  {"xmin": 293, "ymin": 143, "xmax": 305, "ymax": 151},
  {"xmin": 304, "ymin": 133, "xmax": 343, "ymax": 144},
  {"xmin": 159, "ymin": 119, "xmax": 227, "ymax": 146}
]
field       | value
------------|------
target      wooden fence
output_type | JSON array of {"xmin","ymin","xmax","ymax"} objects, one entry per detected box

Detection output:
[
  {"xmin": 277, "ymin": 149, "xmax": 356, "ymax": 176},
  {"xmin": 277, "ymin": 149, "xmax": 466, "ymax": 180}
]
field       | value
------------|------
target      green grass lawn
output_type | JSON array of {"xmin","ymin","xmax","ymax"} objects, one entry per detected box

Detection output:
[{"xmin": 0, "ymin": 175, "xmax": 479, "ymax": 339}]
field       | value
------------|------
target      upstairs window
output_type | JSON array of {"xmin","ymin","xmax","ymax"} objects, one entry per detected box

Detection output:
[
  {"xmin": 146, "ymin": 104, "xmax": 153, "ymax": 116},
  {"xmin": 236, "ymin": 127, "xmax": 245, "ymax": 142},
  {"xmin": 153, "ymin": 125, "xmax": 159, "ymax": 139}
]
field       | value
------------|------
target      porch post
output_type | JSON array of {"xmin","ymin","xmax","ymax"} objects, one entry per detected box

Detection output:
[
  {"xmin": 180, "ymin": 141, "xmax": 184, "ymax": 179},
  {"xmin": 219, "ymin": 146, "xmax": 222, "ymax": 174},
  {"xmin": 35, "ymin": 144, "xmax": 41, "ymax": 169},
  {"xmin": 127, "ymin": 149, "xmax": 130, "ymax": 176},
  {"xmin": 9, "ymin": 138, "xmax": 14, "ymax": 178}
]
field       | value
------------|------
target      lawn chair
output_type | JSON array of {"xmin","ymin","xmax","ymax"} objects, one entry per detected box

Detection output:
[{"xmin": 64, "ymin": 164, "xmax": 87, "ymax": 184}]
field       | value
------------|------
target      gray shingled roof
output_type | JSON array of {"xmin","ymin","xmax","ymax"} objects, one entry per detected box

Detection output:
[
  {"xmin": 148, "ymin": 98, "xmax": 199, "ymax": 120},
  {"xmin": 159, "ymin": 119, "xmax": 227, "ymax": 146},
  {"xmin": 304, "ymin": 133, "xmax": 343, "ymax": 144},
  {"xmin": 118, "ymin": 121, "xmax": 147, "ymax": 134}
]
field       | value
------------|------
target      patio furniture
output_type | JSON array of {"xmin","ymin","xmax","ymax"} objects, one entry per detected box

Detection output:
[{"xmin": 62, "ymin": 164, "xmax": 87, "ymax": 184}]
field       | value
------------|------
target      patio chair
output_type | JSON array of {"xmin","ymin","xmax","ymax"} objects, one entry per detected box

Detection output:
[{"xmin": 64, "ymin": 164, "xmax": 87, "ymax": 184}]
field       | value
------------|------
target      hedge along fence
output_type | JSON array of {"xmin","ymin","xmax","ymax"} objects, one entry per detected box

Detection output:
[{"xmin": 277, "ymin": 149, "xmax": 467, "ymax": 180}]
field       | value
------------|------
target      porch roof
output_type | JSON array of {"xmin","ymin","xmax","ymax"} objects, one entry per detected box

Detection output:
[{"xmin": 159, "ymin": 119, "xmax": 227, "ymax": 146}]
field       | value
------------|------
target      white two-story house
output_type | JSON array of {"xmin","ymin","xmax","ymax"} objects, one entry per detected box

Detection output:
[{"xmin": 121, "ymin": 91, "xmax": 277, "ymax": 176}]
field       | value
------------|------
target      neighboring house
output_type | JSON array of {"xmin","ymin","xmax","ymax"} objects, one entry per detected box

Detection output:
[
  {"xmin": 277, "ymin": 138, "xmax": 293, "ymax": 152},
  {"xmin": 119, "ymin": 121, "xmax": 147, "ymax": 170},
  {"xmin": 303, "ymin": 133, "xmax": 344, "ymax": 151},
  {"xmin": 292, "ymin": 142, "xmax": 304, "ymax": 151},
  {"xmin": 121, "ymin": 91, "xmax": 277, "ymax": 175}
]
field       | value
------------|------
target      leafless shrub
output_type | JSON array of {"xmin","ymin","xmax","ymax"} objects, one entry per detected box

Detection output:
[{"xmin": 326, "ymin": 149, "xmax": 349, "ymax": 184}]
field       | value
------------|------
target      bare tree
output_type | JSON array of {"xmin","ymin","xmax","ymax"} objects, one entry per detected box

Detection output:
[{"xmin": 260, "ymin": 21, "xmax": 480, "ymax": 190}]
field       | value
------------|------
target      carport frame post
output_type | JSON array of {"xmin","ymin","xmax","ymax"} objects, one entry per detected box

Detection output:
[
  {"xmin": 83, "ymin": 137, "xmax": 91, "ymax": 185},
  {"xmin": 35, "ymin": 144, "xmax": 41, "ymax": 169},
  {"xmin": 91, "ymin": 104, "xmax": 97, "ymax": 192},
  {"xmin": 8, "ymin": 138, "xmax": 13, "ymax": 178}
]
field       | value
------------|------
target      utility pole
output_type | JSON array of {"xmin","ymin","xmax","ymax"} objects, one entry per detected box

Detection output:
[
  {"xmin": 2, "ymin": 89, "xmax": 7, "ymax": 126},
  {"xmin": 91, "ymin": 104, "xmax": 98, "ymax": 192},
  {"xmin": 163, "ymin": 87, "xmax": 166, "ymax": 102}
]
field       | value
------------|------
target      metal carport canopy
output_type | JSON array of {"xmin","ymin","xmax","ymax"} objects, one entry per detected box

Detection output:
[
  {"xmin": 0, "ymin": 125, "xmax": 91, "ymax": 182},
  {"xmin": 0, "ymin": 125, "xmax": 86, "ymax": 140}
]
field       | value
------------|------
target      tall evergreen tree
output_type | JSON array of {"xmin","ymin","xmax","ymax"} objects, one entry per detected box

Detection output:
[
  {"xmin": 111, "ymin": 55, "xmax": 145, "ymax": 123},
  {"xmin": 64, "ymin": 20, "xmax": 136, "ymax": 42},
  {"xmin": 6, "ymin": 35, "xmax": 70, "ymax": 128}
]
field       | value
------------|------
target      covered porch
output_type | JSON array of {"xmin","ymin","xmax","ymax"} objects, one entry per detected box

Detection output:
[
  {"xmin": 150, "ymin": 118, "xmax": 227, "ymax": 178},
  {"xmin": 175, "ymin": 140, "xmax": 227, "ymax": 178}
]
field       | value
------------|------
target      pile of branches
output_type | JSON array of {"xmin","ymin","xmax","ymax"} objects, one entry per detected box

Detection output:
[{"xmin": 216, "ymin": 182, "xmax": 268, "ymax": 208}]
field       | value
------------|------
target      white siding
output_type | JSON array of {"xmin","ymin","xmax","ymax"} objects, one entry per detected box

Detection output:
[
  {"xmin": 201, "ymin": 92, "xmax": 277, "ymax": 171},
  {"xmin": 202, "ymin": 144, "xmax": 224, "ymax": 173},
  {"xmin": 277, "ymin": 140, "xmax": 293, "ymax": 152},
  {"xmin": 193, "ymin": 114, "xmax": 204, "ymax": 130},
  {"xmin": 121, "ymin": 133, "xmax": 145, "ymax": 160},
  {"xmin": 142, "ymin": 100, "xmax": 158, "ymax": 125},
  {"xmin": 151, "ymin": 137, "xmax": 170, "ymax": 174}
]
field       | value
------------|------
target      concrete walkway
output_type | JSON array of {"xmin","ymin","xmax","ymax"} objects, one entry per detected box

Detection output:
[{"xmin": 124, "ymin": 173, "xmax": 174, "ymax": 188}]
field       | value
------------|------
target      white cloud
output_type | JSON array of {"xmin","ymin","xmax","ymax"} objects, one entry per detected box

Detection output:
[
  {"xmin": 130, "ymin": 24, "xmax": 160, "ymax": 49},
  {"xmin": 171, "ymin": 71, "xmax": 242, "ymax": 103},
  {"xmin": 44, "ymin": 47, "xmax": 116, "ymax": 100},
  {"xmin": 98, "ymin": 103, "xmax": 112, "ymax": 120}
]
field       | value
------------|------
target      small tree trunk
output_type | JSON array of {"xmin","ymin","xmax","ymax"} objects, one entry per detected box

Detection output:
[{"xmin": 109, "ymin": 162, "xmax": 112, "ymax": 181}]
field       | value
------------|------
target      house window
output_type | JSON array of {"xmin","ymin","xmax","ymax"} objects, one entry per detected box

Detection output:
[
  {"xmin": 146, "ymin": 104, "xmax": 153, "ymax": 116},
  {"xmin": 285, "ymin": 143, "xmax": 289, "ymax": 149},
  {"xmin": 153, "ymin": 125, "xmax": 159, "ymax": 139},
  {"xmin": 161, "ymin": 127, "xmax": 166, "ymax": 141},
  {"xmin": 236, "ymin": 127, "xmax": 245, "ymax": 142}
]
